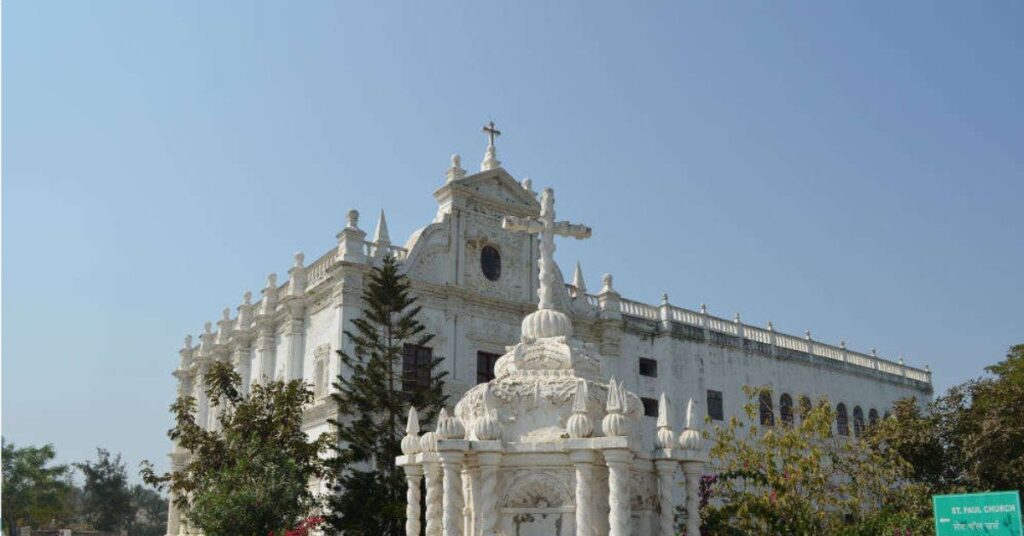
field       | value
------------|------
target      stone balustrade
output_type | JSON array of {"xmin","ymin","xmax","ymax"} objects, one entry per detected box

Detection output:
[{"xmin": 572, "ymin": 287, "xmax": 932, "ymax": 387}]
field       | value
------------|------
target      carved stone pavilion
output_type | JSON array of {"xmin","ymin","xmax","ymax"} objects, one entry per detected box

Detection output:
[{"xmin": 395, "ymin": 188, "xmax": 708, "ymax": 536}]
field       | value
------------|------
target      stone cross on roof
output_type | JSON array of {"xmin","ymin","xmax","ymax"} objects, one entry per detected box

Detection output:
[
  {"xmin": 481, "ymin": 120, "xmax": 503, "ymax": 171},
  {"xmin": 503, "ymin": 187, "xmax": 591, "ymax": 311},
  {"xmin": 482, "ymin": 120, "xmax": 501, "ymax": 146}
]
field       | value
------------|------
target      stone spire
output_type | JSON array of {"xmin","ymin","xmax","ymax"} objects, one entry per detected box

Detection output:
[
  {"xmin": 679, "ymin": 398, "xmax": 703, "ymax": 451},
  {"xmin": 401, "ymin": 407, "xmax": 421, "ymax": 455},
  {"xmin": 371, "ymin": 210, "xmax": 392, "ymax": 260},
  {"xmin": 472, "ymin": 385, "xmax": 502, "ymax": 441},
  {"xmin": 566, "ymin": 379, "xmax": 593, "ymax": 438},
  {"xmin": 373, "ymin": 210, "xmax": 390, "ymax": 245},
  {"xmin": 572, "ymin": 261, "xmax": 586, "ymax": 293},
  {"xmin": 481, "ymin": 120, "xmax": 502, "ymax": 171},
  {"xmin": 286, "ymin": 252, "xmax": 306, "ymax": 297},
  {"xmin": 656, "ymin": 393, "xmax": 674, "ymax": 449},
  {"xmin": 602, "ymin": 378, "xmax": 629, "ymax": 437}
]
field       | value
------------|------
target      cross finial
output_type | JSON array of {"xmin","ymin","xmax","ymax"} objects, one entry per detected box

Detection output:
[
  {"xmin": 483, "ymin": 121, "xmax": 501, "ymax": 146},
  {"xmin": 503, "ymin": 187, "xmax": 591, "ymax": 311},
  {"xmin": 481, "ymin": 120, "xmax": 502, "ymax": 171}
]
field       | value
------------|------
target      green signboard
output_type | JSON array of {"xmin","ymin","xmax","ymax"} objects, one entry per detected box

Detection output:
[{"xmin": 934, "ymin": 491, "xmax": 1022, "ymax": 535}]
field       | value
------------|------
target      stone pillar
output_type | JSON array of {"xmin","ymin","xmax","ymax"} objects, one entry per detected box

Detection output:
[
  {"xmin": 231, "ymin": 338, "xmax": 252, "ymax": 395},
  {"xmin": 404, "ymin": 465, "xmax": 424, "ymax": 536},
  {"xmin": 683, "ymin": 462, "xmax": 703, "ymax": 536},
  {"xmin": 654, "ymin": 460, "xmax": 676, "ymax": 536},
  {"xmin": 255, "ymin": 323, "xmax": 276, "ymax": 384},
  {"xmin": 476, "ymin": 451, "xmax": 501, "ymax": 536},
  {"xmin": 165, "ymin": 453, "xmax": 185, "ymax": 536},
  {"xmin": 461, "ymin": 464, "xmax": 474, "ymax": 536},
  {"xmin": 423, "ymin": 459, "xmax": 443, "ymax": 536},
  {"xmin": 282, "ymin": 304, "xmax": 305, "ymax": 381},
  {"xmin": 604, "ymin": 448, "xmax": 633, "ymax": 536},
  {"xmin": 570, "ymin": 450, "xmax": 597, "ymax": 536},
  {"xmin": 438, "ymin": 451, "xmax": 465, "ymax": 536}
]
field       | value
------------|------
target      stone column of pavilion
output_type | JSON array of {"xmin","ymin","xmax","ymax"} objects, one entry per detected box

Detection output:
[
  {"xmin": 471, "ymin": 390, "xmax": 502, "ymax": 536},
  {"xmin": 601, "ymin": 380, "xmax": 634, "ymax": 536},
  {"xmin": 436, "ymin": 409, "xmax": 467, "ymax": 536},
  {"xmin": 678, "ymin": 400, "xmax": 708, "ymax": 536},
  {"xmin": 400, "ymin": 410, "xmax": 425, "ymax": 536},
  {"xmin": 566, "ymin": 380, "xmax": 597, "ymax": 536}
]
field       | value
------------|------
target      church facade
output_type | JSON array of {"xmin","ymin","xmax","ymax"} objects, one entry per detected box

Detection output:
[{"xmin": 165, "ymin": 128, "xmax": 932, "ymax": 535}]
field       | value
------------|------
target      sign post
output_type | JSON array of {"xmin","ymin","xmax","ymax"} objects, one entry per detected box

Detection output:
[{"xmin": 933, "ymin": 491, "xmax": 1022, "ymax": 535}]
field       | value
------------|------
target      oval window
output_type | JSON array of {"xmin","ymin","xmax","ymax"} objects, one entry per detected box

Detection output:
[{"xmin": 481, "ymin": 245, "xmax": 501, "ymax": 281}]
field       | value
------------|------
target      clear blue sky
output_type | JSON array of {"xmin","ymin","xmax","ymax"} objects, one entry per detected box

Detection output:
[{"xmin": 4, "ymin": 1, "xmax": 1022, "ymax": 477}]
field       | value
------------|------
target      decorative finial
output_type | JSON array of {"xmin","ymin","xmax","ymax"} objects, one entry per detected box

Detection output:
[
  {"xmin": 346, "ymin": 209, "xmax": 360, "ymax": 229},
  {"xmin": 805, "ymin": 330, "xmax": 812, "ymax": 340},
  {"xmin": 925, "ymin": 364, "xmax": 930, "ymax": 372},
  {"xmin": 265, "ymin": 273, "xmax": 278, "ymax": 289},
  {"xmin": 656, "ymin": 393, "xmax": 674, "ymax": 449},
  {"xmin": 293, "ymin": 251, "xmax": 304, "ymax": 268},
  {"xmin": 602, "ymin": 273, "xmax": 614, "ymax": 293},
  {"xmin": 373, "ymin": 210, "xmax": 390, "ymax": 245},
  {"xmin": 473, "ymin": 386, "xmax": 502, "ymax": 441},
  {"xmin": 679, "ymin": 397, "xmax": 703, "ymax": 451},
  {"xmin": 567, "ymin": 380, "xmax": 593, "ymax": 439},
  {"xmin": 662, "ymin": 293, "xmax": 670, "ymax": 306},
  {"xmin": 871, "ymin": 348, "xmax": 878, "ymax": 357},
  {"xmin": 700, "ymin": 303, "xmax": 707, "ymax": 314},
  {"xmin": 243, "ymin": 291, "xmax": 252, "ymax": 305},
  {"xmin": 204, "ymin": 322, "xmax": 213, "ymax": 335},
  {"xmin": 767, "ymin": 320, "xmax": 774, "ymax": 331},
  {"xmin": 222, "ymin": 308, "xmax": 231, "ymax": 321},
  {"xmin": 735, "ymin": 313, "xmax": 742, "ymax": 323},
  {"xmin": 436, "ymin": 407, "xmax": 464, "ymax": 440},
  {"xmin": 840, "ymin": 339, "xmax": 846, "ymax": 349},
  {"xmin": 446, "ymin": 154, "xmax": 466, "ymax": 182},
  {"xmin": 182, "ymin": 335, "xmax": 193, "ymax": 350},
  {"xmin": 401, "ymin": 407, "xmax": 421, "ymax": 455},
  {"xmin": 572, "ymin": 261, "xmax": 587, "ymax": 293},
  {"xmin": 521, "ymin": 177, "xmax": 534, "ymax": 193},
  {"xmin": 602, "ymin": 379, "xmax": 629, "ymax": 437},
  {"xmin": 899, "ymin": 355, "xmax": 905, "ymax": 365},
  {"xmin": 481, "ymin": 120, "xmax": 502, "ymax": 171}
]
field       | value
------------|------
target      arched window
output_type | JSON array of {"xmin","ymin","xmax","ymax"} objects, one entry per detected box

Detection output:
[
  {"xmin": 798, "ymin": 395, "xmax": 812, "ymax": 421},
  {"xmin": 759, "ymin": 389, "xmax": 775, "ymax": 427},
  {"xmin": 853, "ymin": 406, "xmax": 865, "ymax": 438},
  {"xmin": 779, "ymin": 394, "xmax": 794, "ymax": 426},
  {"xmin": 868, "ymin": 409, "xmax": 879, "ymax": 427},
  {"xmin": 836, "ymin": 403, "xmax": 850, "ymax": 437}
]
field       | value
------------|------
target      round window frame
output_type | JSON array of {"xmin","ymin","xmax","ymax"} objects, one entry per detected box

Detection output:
[{"xmin": 480, "ymin": 245, "xmax": 502, "ymax": 281}]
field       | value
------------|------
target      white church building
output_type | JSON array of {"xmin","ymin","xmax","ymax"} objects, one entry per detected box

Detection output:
[{"xmin": 166, "ymin": 124, "xmax": 933, "ymax": 536}]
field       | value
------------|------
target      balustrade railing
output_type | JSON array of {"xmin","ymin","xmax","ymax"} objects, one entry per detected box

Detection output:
[{"xmin": 568, "ymin": 285, "xmax": 930, "ymax": 386}]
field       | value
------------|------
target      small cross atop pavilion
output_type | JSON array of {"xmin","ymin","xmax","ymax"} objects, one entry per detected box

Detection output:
[{"xmin": 481, "ymin": 120, "xmax": 502, "ymax": 171}]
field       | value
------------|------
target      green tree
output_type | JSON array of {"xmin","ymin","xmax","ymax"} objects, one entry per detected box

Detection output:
[
  {"xmin": 325, "ymin": 255, "xmax": 448, "ymax": 536},
  {"xmin": 1, "ymin": 439, "xmax": 74, "ymax": 536},
  {"xmin": 127, "ymin": 484, "xmax": 169, "ymax": 536},
  {"xmin": 75, "ymin": 448, "xmax": 133, "ymax": 532},
  {"xmin": 142, "ymin": 360, "xmax": 330, "ymax": 536},
  {"xmin": 699, "ymin": 386, "xmax": 924, "ymax": 536},
  {"xmin": 879, "ymin": 343, "xmax": 1024, "ymax": 495}
]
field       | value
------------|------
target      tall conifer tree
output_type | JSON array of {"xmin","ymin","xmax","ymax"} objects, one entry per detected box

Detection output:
[{"xmin": 325, "ymin": 255, "xmax": 448, "ymax": 536}]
